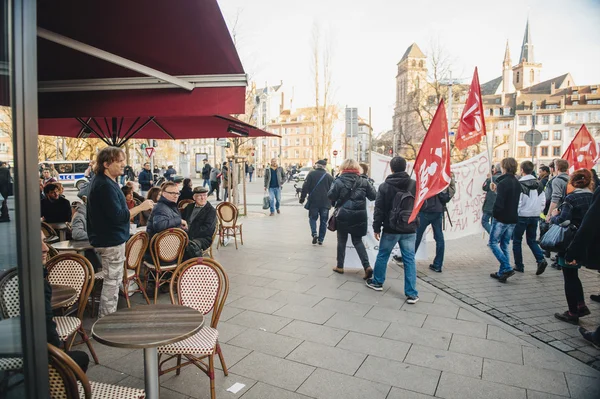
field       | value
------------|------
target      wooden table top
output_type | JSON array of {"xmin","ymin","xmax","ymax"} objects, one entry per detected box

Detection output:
[
  {"xmin": 52, "ymin": 240, "xmax": 94, "ymax": 251},
  {"xmin": 92, "ymin": 304, "xmax": 204, "ymax": 349},
  {"xmin": 51, "ymin": 284, "xmax": 77, "ymax": 309},
  {"xmin": 0, "ymin": 317, "xmax": 22, "ymax": 357},
  {"xmin": 47, "ymin": 222, "xmax": 68, "ymax": 230}
]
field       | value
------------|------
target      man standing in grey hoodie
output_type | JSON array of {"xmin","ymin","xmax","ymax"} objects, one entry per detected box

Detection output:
[{"xmin": 513, "ymin": 161, "xmax": 547, "ymax": 275}]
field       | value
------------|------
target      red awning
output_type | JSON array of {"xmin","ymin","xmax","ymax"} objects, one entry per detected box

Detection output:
[
  {"xmin": 38, "ymin": 116, "xmax": 278, "ymax": 145},
  {"xmin": 37, "ymin": 0, "xmax": 246, "ymax": 117}
]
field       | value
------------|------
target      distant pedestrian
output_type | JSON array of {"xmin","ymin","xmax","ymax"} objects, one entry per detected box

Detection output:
[
  {"xmin": 300, "ymin": 160, "xmax": 334, "ymax": 245},
  {"xmin": 481, "ymin": 164, "xmax": 501, "ymax": 234},
  {"xmin": 488, "ymin": 157, "xmax": 521, "ymax": 283},
  {"xmin": 222, "ymin": 162, "xmax": 230, "ymax": 201},
  {"xmin": 264, "ymin": 158, "xmax": 286, "ymax": 216},
  {"xmin": 208, "ymin": 164, "xmax": 221, "ymax": 201},
  {"xmin": 201, "ymin": 159, "xmax": 211, "ymax": 187},
  {"xmin": 512, "ymin": 161, "xmax": 547, "ymax": 275},
  {"xmin": 87, "ymin": 147, "xmax": 154, "ymax": 317},
  {"xmin": 164, "ymin": 164, "xmax": 177, "ymax": 181},
  {"xmin": 327, "ymin": 159, "xmax": 376, "ymax": 277},
  {"xmin": 42, "ymin": 168, "xmax": 56, "ymax": 186},
  {"xmin": 0, "ymin": 161, "xmax": 12, "ymax": 222},
  {"xmin": 138, "ymin": 162, "xmax": 153, "ymax": 197},
  {"xmin": 367, "ymin": 156, "xmax": 420, "ymax": 304},
  {"xmin": 247, "ymin": 164, "xmax": 255, "ymax": 182},
  {"xmin": 538, "ymin": 165, "xmax": 550, "ymax": 191}
]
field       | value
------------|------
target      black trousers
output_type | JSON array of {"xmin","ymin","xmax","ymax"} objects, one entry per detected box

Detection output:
[
  {"xmin": 562, "ymin": 267, "xmax": 585, "ymax": 314},
  {"xmin": 67, "ymin": 350, "xmax": 89, "ymax": 372},
  {"xmin": 208, "ymin": 181, "xmax": 220, "ymax": 200},
  {"xmin": 336, "ymin": 230, "xmax": 370, "ymax": 269},
  {"xmin": 0, "ymin": 197, "xmax": 8, "ymax": 220}
]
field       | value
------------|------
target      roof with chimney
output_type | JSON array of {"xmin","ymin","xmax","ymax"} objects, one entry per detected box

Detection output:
[
  {"xmin": 521, "ymin": 73, "xmax": 573, "ymax": 94},
  {"xmin": 399, "ymin": 43, "xmax": 426, "ymax": 63}
]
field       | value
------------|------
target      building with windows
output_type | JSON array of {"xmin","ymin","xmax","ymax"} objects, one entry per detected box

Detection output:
[
  {"xmin": 265, "ymin": 107, "xmax": 317, "ymax": 168},
  {"xmin": 394, "ymin": 18, "xmax": 600, "ymax": 166}
]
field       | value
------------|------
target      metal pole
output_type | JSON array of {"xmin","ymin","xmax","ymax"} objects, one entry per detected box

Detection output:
[
  {"xmin": 531, "ymin": 100, "xmax": 537, "ymax": 164},
  {"xmin": 62, "ymin": 138, "xmax": 67, "ymax": 160},
  {"xmin": 56, "ymin": 136, "xmax": 59, "ymax": 159},
  {"xmin": 447, "ymin": 72, "xmax": 453, "ymax": 133},
  {"xmin": 368, "ymin": 107, "xmax": 372, "ymax": 166}
]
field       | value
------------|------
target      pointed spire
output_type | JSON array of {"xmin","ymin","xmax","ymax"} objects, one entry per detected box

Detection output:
[
  {"xmin": 503, "ymin": 40, "xmax": 511, "ymax": 67},
  {"xmin": 519, "ymin": 18, "xmax": 534, "ymax": 63}
]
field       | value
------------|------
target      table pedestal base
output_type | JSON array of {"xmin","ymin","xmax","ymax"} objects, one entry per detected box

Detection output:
[{"xmin": 143, "ymin": 347, "xmax": 159, "ymax": 399}]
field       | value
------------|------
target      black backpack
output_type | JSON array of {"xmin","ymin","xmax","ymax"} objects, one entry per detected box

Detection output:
[{"xmin": 388, "ymin": 184, "xmax": 419, "ymax": 233}]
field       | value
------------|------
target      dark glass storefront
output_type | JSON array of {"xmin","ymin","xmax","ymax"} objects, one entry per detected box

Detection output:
[{"xmin": 1, "ymin": 1, "xmax": 49, "ymax": 397}]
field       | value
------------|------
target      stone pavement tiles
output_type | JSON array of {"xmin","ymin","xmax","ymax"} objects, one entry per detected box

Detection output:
[
  {"xmin": 415, "ymin": 229, "xmax": 600, "ymax": 369},
  {"xmin": 74, "ymin": 194, "xmax": 600, "ymax": 399}
]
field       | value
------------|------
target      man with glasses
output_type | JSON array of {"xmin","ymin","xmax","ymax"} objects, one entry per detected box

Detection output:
[
  {"xmin": 181, "ymin": 186, "xmax": 217, "ymax": 259},
  {"xmin": 146, "ymin": 181, "xmax": 187, "ymax": 242},
  {"xmin": 41, "ymin": 183, "xmax": 72, "ymax": 223},
  {"xmin": 87, "ymin": 147, "xmax": 154, "ymax": 317}
]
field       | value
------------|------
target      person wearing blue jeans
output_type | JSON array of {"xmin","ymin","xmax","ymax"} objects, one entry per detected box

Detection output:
[
  {"xmin": 415, "ymin": 211, "xmax": 445, "ymax": 272},
  {"xmin": 309, "ymin": 207, "xmax": 329, "ymax": 243},
  {"xmin": 264, "ymin": 158, "xmax": 285, "ymax": 216},
  {"xmin": 268, "ymin": 186, "xmax": 281, "ymax": 214},
  {"xmin": 367, "ymin": 156, "xmax": 419, "ymax": 303},
  {"xmin": 300, "ymin": 161, "xmax": 334, "ymax": 244},
  {"xmin": 488, "ymin": 157, "xmax": 521, "ymax": 283},
  {"xmin": 371, "ymin": 233, "xmax": 418, "ymax": 299},
  {"xmin": 512, "ymin": 217, "xmax": 545, "ymax": 271},
  {"xmin": 481, "ymin": 165, "xmax": 501, "ymax": 235},
  {"xmin": 481, "ymin": 212, "xmax": 493, "ymax": 234}
]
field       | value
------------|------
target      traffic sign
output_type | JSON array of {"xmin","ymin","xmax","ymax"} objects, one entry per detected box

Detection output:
[
  {"xmin": 145, "ymin": 147, "xmax": 155, "ymax": 157},
  {"xmin": 333, "ymin": 150, "xmax": 338, "ymax": 156},
  {"xmin": 524, "ymin": 129, "xmax": 543, "ymax": 147},
  {"xmin": 216, "ymin": 138, "xmax": 228, "ymax": 147}
]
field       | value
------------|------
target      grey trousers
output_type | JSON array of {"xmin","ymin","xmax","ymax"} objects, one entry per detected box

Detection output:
[{"xmin": 96, "ymin": 243, "xmax": 126, "ymax": 318}]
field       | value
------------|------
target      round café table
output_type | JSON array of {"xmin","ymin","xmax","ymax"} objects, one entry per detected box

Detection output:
[
  {"xmin": 47, "ymin": 222, "xmax": 69, "ymax": 241},
  {"xmin": 50, "ymin": 284, "xmax": 77, "ymax": 309},
  {"xmin": 52, "ymin": 240, "xmax": 94, "ymax": 255},
  {"xmin": 92, "ymin": 304, "xmax": 204, "ymax": 399}
]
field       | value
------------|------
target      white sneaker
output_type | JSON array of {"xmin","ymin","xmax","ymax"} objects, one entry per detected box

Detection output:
[
  {"xmin": 406, "ymin": 296, "xmax": 419, "ymax": 304},
  {"xmin": 223, "ymin": 237, "xmax": 231, "ymax": 247}
]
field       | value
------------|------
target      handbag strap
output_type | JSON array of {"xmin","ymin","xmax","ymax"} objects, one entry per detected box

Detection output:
[
  {"xmin": 308, "ymin": 173, "xmax": 327, "ymax": 198},
  {"xmin": 336, "ymin": 177, "xmax": 360, "ymax": 209}
]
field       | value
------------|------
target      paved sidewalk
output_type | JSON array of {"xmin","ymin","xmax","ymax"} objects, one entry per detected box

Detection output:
[{"xmin": 76, "ymin": 195, "xmax": 600, "ymax": 399}]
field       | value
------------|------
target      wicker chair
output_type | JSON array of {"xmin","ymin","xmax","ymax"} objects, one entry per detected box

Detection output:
[
  {"xmin": 201, "ymin": 221, "xmax": 219, "ymax": 259},
  {"xmin": 177, "ymin": 199, "xmax": 194, "ymax": 213},
  {"xmin": 47, "ymin": 343, "xmax": 145, "ymax": 399},
  {"xmin": 45, "ymin": 253, "xmax": 99, "ymax": 364},
  {"xmin": 122, "ymin": 231, "xmax": 151, "ymax": 307},
  {"xmin": 157, "ymin": 258, "xmax": 229, "ymax": 399},
  {"xmin": 0, "ymin": 269, "xmax": 23, "ymax": 375},
  {"xmin": 215, "ymin": 202, "xmax": 243, "ymax": 250},
  {"xmin": 143, "ymin": 228, "xmax": 188, "ymax": 303},
  {"xmin": 42, "ymin": 221, "xmax": 59, "ymax": 243}
]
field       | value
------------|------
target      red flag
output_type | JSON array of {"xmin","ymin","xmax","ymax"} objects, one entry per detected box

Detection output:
[
  {"xmin": 455, "ymin": 67, "xmax": 486, "ymax": 150},
  {"xmin": 562, "ymin": 124, "xmax": 598, "ymax": 173},
  {"xmin": 409, "ymin": 100, "xmax": 452, "ymax": 223}
]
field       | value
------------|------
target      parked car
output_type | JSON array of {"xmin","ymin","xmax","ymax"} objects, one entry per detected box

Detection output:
[{"xmin": 293, "ymin": 166, "xmax": 313, "ymax": 182}]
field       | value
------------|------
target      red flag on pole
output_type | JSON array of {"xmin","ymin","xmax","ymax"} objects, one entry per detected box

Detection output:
[
  {"xmin": 455, "ymin": 67, "xmax": 486, "ymax": 150},
  {"xmin": 409, "ymin": 100, "xmax": 452, "ymax": 223},
  {"xmin": 561, "ymin": 124, "xmax": 598, "ymax": 173}
]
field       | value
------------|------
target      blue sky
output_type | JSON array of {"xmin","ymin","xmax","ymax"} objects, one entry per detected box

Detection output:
[{"xmin": 219, "ymin": 0, "xmax": 600, "ymax": 134}]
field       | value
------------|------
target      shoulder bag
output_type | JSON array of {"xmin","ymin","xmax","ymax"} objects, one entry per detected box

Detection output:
[
  {"xmin": 327, "ymin": 177, "xmax": 360, "ymax": 232},
  {"xmin": 304, "ymin": 173, "xmax": 327, "ymax": 210}
]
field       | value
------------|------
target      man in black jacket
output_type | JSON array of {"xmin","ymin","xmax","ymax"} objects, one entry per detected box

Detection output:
[
  {"xmin": 41, "ymin": 183, "xmax": 72, "ymax": 223},
  {"xmin": 182, "ymin": 186, "xmax": 217, "ymax": 258},
  {"xmin": 202, "ymin": 159, "xmax": 212, "ymax": 187},
  {"xmin": 367, "ymin": 156, "xmax": 420, "ymax": 304},
  {"xmin": 488, "ymin": 157, "xmax": 521, "ymax": 282},
  {"xmin": 138, "ymin": 162, "xmax": 153, "ymax": 196},
  {"xmin": 300, "ymin": 160, "xmax": 334, "ymax": 245},
  {"xmin": 0, "ymin": 161, "xmax": 12, "ymax": 222},
  {"xmin": 481, "ymin": 164, "xmax": 501, "ymax": 234}
]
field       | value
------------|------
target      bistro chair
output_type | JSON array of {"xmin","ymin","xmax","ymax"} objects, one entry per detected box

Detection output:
[
  {"xmin": 45, "ymin": 253, "xmax": 99, "ymax": 364},
  {"xmin": 0, "ymin": 269, "xmax": 23, "ymax": 377},
  {"xmin": 177, "ymin": 199, "xmax": 194, "ymax": 213},
  {"xmin": 157, "ymin": 258, "xmax": 229, "ymax": 399},
  {"xmin": 47, "ymin": 343, "xmax": 145, "ymax": 399},
  {"xmin": 215, "ymin": 202, "xmax": 243, "ymax": 250},
  {"xmin": 122, "ymin": 231, "xmax": 151, "ymax": 307},
  {"xmin": 143, "ymin": 228, "xmax": 188, "ymax": 303},
  {"xmin": 42, "ymin": 221, "xmax": 59, "ymax": 243},
  {"xmin": 202, "ymin": 222, "xmax": 219, "ymax": 259}
]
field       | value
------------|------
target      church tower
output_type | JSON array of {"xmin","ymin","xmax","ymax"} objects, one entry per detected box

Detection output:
[
  {"xmin": 502, "ymin": 40, "xmax": 512, "ymax": 94},
  {"xmin": 512, "ymin": 18, "xmax": 542, "ymax": 90}
]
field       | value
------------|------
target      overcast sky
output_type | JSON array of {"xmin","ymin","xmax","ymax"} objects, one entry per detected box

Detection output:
[{"xmin": 219, "ymin": 0, "xmax": 600, "ymax": 134}]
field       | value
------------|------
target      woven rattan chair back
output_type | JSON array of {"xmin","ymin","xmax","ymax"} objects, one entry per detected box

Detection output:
[
  {"xmin": 0, "ymin": 268, "xmax": 20, "ymax": 319},
  {"xmin": 216, "ymin": 202, "xmax": 238, "ymax": 228},
  {"xmin": 45, "ymin": 253, "xmax": 94, "ymax": 319},
  {"xmin": 126, "ymin": 232, "xmax": 149, "ymax": 272},
  {"xmin": 48, "ymin": 343, "xmax": 91, "ymax": 399},
  {"xmin": 170, "ymin": 257, "xmax": 229, "ymax": 329},
  {"xmin": 149, "ymin": 228, "xmax": 188, "ymax": 271},
  {"xmin": 177, "ymin": 199, "xmax": 194, "ymax": 213},
  {"xmin": 42, "ymin": 222, "xmax": 57, "ymax": 238}
]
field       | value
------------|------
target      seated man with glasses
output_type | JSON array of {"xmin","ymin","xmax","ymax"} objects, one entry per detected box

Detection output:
[
  {"xmin": 41, "ymin": 183, "xmax": 72, "ymax": 223},
  {"xmin": 146, "ymin": 181, "xmax": 187, "ymax": 241},
  {"xmin": 181, "ymin": 186, "xmax": 217, "ymax": 259}
]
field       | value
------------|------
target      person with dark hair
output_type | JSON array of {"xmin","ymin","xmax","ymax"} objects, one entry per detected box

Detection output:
[
  {"xmin": 0, "ymin": 161, "xmax": 12, "ymax": 222},
  {"xmin": 146, "ymin": 187, "xmax": 162, "ymax": 203},
  {"xmin": 138, "ymin": 162, "xmax": 153, "ymax": 196},
  {"xmin": 125, "ymin": 181, "xmax": 145, "ymax": 203},
  {"xmin": 513, "ymin": 161, "xmax": 547, "ymax": 275},
  {"xmin": 538, "ymin": 165, "xmax": 551, "ymax": 191},
  {"xmin": 41, "ymin": 183, "xmax": 72, "ymax": 223},
  {"xmin": 545, "ymin": 159, "xmax": 570, "ymax": 223},
  {"xmin": 481, "ymin": 164, "xmax": 502, "ymax": 234},
  {"xmin": 488, "ymin": 157, "xmax": 521, "ymax": 282},
  {"xmin": 179, "ymin": 178, "xmax": 194, "ymax": 201},
  {"xmin": 164, "ymin": 164, "xmax": 177, "ymax": 181},
  {"xmin": 551, "ymin": 169, "xmax": 595, "ymax": 324},
  {"xmin": 592, "ymin": 169, "xmax": 600, "ymax": 190},
  {"xmin": 88, "ymin": 147, "xmax": 154, "ymax": 317},
  {"xmin": 300, "ymin": 159, "xmax": 334, "ymax": 245},
  {"xmin": 41, "ymin": 168, "xmax": 56, "ymax": 186},
  {"xmin": 368, "ymin": 156, "xmax": 420, "ymax": 304},
  {"xmin": 201, "ymin": 159, "xmax": 212, "ymax": 187},
  {"xmin": 328, "ymin": 159, "xmax": 377, "ymax": 277}
]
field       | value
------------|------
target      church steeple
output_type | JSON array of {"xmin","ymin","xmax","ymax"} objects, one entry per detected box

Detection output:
[
  {"xmin": 519, "ymin": 17, "xmax": 534, "ymax": 63},
  {"xmin": 513, "ymin": 17, "xmax": 542, "ymax": 90},
  {"xmin": 503, "ymin": 40, "xmax": 511, "ymax": 68},
  {"xmin": 502, "ymin": 40, "xmax": 512, "ymax": 94}
]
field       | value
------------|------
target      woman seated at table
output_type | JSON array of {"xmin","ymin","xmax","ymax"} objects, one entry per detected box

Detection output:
[
  {"xmin": 141, "ymin": 187, "xmax": 161, "ymax": 226},
  {"xmin": 122, "ymin": 186, "xmax": 144, "ymax": 226},
  {"xmin": 179, "ymin": 178, "xmax": 194, "ymax": 201},
  {"xmin": 70, "ymin": 201, "xmax": 102, "ymax": 271}
]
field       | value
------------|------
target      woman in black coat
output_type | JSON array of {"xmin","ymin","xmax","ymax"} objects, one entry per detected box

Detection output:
[
  {"xmin": 328, "ymin": 159, "xmax": 377, "ymax": 278},
  {"xmin": 179, "ymin": 178, "xmax": 194, "ymax": 201}
]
